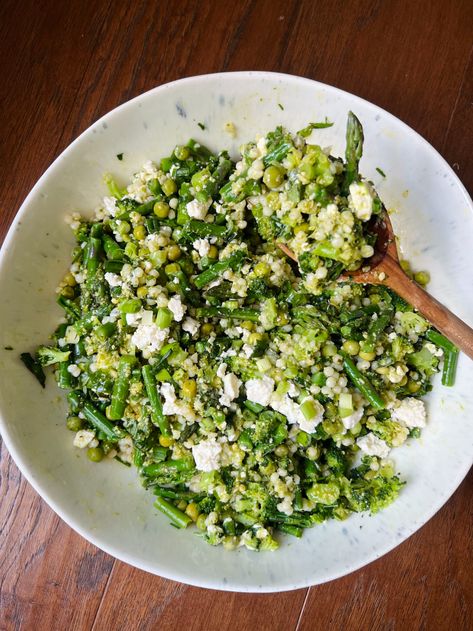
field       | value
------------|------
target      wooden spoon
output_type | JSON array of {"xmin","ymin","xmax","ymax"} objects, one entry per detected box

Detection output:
[{"xmin": 278, "ymin": 212, "xmax": 473, "ymax": 360}]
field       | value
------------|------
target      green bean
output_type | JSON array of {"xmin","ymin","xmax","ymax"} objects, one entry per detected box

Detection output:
[
  {"xmin": 143, "ymin": 459, "xmax": 194, "ymax": 477},
  {"xmin": 57, "ymin": 295, "xmax": 80, "ymax": 320},
  {"xmin": 278, "ymin": 524, "xmax": 303, "ymax": 537},
  {"xmin": 153, "ymin": 496, "xmax": 192, "ymax": 529},
  {"xmin": 96, "ymin": 322, "xmax": 116, "ymax": 341},
  {"xmin": 135, "ymin": 198, "xmax": 159, "ymax": 215},
  {"xmin": 195, "ymin": 306, "xmax": 259, "ymax": 322},
  {"xmin": 182, "ymin": 220, "xmax": 227, "ymax": 239},
  {"xmin": 20, "ymin": 352, "xmax": 46, "ymax": 388},
  {"xmin": 103, "ymin": 234, "xmax": 124, "ymax": 261},
  {"xmin": 425, "ymin": 329, "xmax": 457, "ymax": 354},
  {"xmin": 194, "ymin": 250, "xmax": 245, "ymax": 289},
  {"xmin": 83, "ymin": 402, "xmax": 119, "ymax": 440},
  {"xmin": 442, "ymin": 348, "xmax": 459, "ymax": 387},
  {"xmin": 344, "ymin": 111, "xmax": 364, "ymax": 190},
  {"xmin": 84, "ymin": 236, "xmax": 101, "ymax": 277},
  {"xmin": 109, "ymin": 355, "xmax": 136, "ymax": 420},
  {"xmin": 57, "ymin": 362, "xmax": 73, "ymax": 389},
  {"xmin": 244, "ymin": 400, "xmax": 265, "ymax": 413},
  {"xmin": 263, "ymin": 141, "xmax": 292, "ymax": 166},
  {"xmin": 341, "ymin": 353, "xmax": 385, "ymax": 410},
  {"xmin": 67, "ymin": 390, "xmax": 83, "ymax": 413},
  {"xmin": 104, "ymin": 260, "xmax": 124, "ymax": 274},
  {"xmin": 142, "ymin": 365, "xmax": 171, "ymax": 436}
]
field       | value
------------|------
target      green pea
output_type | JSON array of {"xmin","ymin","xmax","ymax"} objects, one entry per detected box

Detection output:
[
  {"xmin": 167, "ymin": 245, "xmax": 181, "ymax": 261},
  {"xmin": 174, "ymin": 145, "xmax": 190, "ymax": 160},
  {"xmin": 66, "ymin": 416, "xmax": 83, "ymax": 432},
  {"xmin": 342, "ymin": 340, "xmax": 360, "ymax": 356},
  {"xmin": 162, "ymin": 178, "xmax": 177, "ymax": 196},
  {"xmin": 263, "ymin": 165, "xmax": 285, "ymax": 189},
  {"xmin": 154, "ymin": 201, "xmax": 170, "ymax": 218},
  {"xmin": 87, "ymin": 447, "xmax": 104, "ymax": 462},
  {"xmin": 414, "ymin": 271, "xmax": 430, "ymax": 286}
]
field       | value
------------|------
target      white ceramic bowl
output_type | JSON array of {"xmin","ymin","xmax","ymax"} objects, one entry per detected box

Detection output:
[{"xmin": 1, "ymin": 72, "xmax": 472, "ymax": 592}]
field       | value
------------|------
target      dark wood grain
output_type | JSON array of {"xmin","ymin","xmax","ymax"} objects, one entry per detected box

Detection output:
[{"xmin": 1, "ymin": 1, "xmax": 472, "ymax": 630}]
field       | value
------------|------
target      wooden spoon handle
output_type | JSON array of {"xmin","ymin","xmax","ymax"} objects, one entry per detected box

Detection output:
[{"xmin": 381, "ymin": 255, "xmax": 473, "ymax": 359}]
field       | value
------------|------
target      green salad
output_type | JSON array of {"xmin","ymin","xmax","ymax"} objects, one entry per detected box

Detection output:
[{"xmin": 22, "ymin": 113, "xmax": 459, "ymax": 551}]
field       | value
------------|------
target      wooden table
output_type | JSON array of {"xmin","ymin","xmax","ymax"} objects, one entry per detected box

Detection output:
[{"xmin": 1, "ymin": 1, "xmax": 472, "ymax": 629}]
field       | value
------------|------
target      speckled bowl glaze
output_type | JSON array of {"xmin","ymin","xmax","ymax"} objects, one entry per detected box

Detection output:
[{"xmin": 0, "ymin": 72, "xmax": 472, "ymax": 592}]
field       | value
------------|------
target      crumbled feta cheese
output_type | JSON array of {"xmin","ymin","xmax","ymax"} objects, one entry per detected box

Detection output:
[
  {"xmin": 391, "ymin": 397, "xmax": 426, "ymax": 428},
  {"xmin": 341, "ymin": 406, "xmax": 364, "ymax": 430},
  {"xmin": 167, "ymin": 295, "xmax": 186, "ymax": 322},
  {"xmin": 349, "ymin": 181, "xmax": 375, "ymax": 221},
  {"xmin": 67, "ymin": 364, "xmax": 81, "ymax": 378},
  {"xmin": 104, "ymin": 272, "xmax": 122, "ymax": 287},
  {"xmin": 219, "ymin": 372, "xmax": 241, "ymax": 407},
  {"xmin": 216, "ymin": 363, "xmax": 227, "ymax": 379},
  {"xmin": 73, "ymin": 429, "xmax": 95, "ymax": 449},
  {"xmin": 276, "ymin": 496, "xmax": 293, "ymax": 516},
  {"xmin": 298, "ymin": 397, "xmax": 324, "ymax": 433},
  {"xmin": 192, "ymin": 438, "xmax": 222, "ymax": 472},
  {"xmin": 357, "ymin": 432, "xmax": 390, "ymax": 458},
  {"xmin": 270, "ymin": 393, "xmax": 305, "ymax": 427},
  {"xmin": 193, "ymin": 238, "xmax": 211, "ymax": 257},
  {"xmin": 126, "ymin": 311, "xmax": 142, "ymax": 327},
  {"xmin": 102, "ymin": 196, "xmax": 118, "ymax": 217},
  {"xmin": 131, "ymin": 323, "xmax": 169, "ymax": 355},
  {"xmin": 242, "ymin": 344, "xmax": 253, "ymax": 358},
  {"xmin": 160, "ymin": 383, "xmax": 196, "ymax": 420},
  {"xmin": 186, "ymin": 198, "xmax": 212, "ymax": 220},
  {"xmin": 245, "ymin": 376, "xmax": 275, "ymax": 407},
  {"xmin": 182, "ymin": 317, "xmax": 200, "ymax": 336},
  {"xmin": 118, "ymin": 436, "xmax": 134, "ymax": 464}
]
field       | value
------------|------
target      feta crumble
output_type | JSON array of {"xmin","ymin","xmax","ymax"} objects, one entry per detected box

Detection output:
[
  {"xmin": 131, "ymin": 323, "xmax": 169, "ymax": 355},
  {"xmin": 186, "ymin": 198, "xmax": 212, "ymax": 220},
  {"xmin": 357, "ymin": 432, "xmax": 390, "ymax": 458},
  {"xmin": 73, "ymin": 429, "xmax": 96, "ymax": 449},
  {"xmin": 219, "ymin": 372, "xmax": 241, "ymax": 407},
  {"xmin": 192, "ymin": 438, "xmax": 222, "ymax": 472},
  {"xmin": 193, "ymin": 238, "xmax": 211, "ymax": 257},
  {"xmin": 391, "ymin": 397, "xmax": 426, "ymax": 428},
  {"xmin": 167, "ymin": 295, "xmax": 187, "ymax": 322},
  {"xmin": 349, "ymin": 181, "xmax": 375, "ymax": 221},
  {"xmin": 245, "ymin": 376, "xmax": 275, "ymax": 407}
]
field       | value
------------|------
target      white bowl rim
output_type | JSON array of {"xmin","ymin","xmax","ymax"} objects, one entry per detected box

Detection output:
[{"xmin": 0, "ymin": 71, "xmax": 472, "ymax": 592}]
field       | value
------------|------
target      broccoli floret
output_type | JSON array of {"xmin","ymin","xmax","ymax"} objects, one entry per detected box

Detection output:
[
  {"xmin": 234, "ymin": 482, "xmax": 275, "ymax": 521},
  {"xmin": 347, "ymin": 459, "xmax": 405, "ymax": 513},
  {"xmin": 366, "ymin": 418, "xmax": 409, "ymax": 447},
  {"xmin": 250, "ymin": 410, "xmax": 288, "ymax": 455},
  {"xmin": 407, "ymin": 345, "xmax": 439, "ymax": 377},
  {"xmin": 399, "ymin": 311, "xmax": 428, "ymax": 337},
  {"xmin": 325, "ymin": 446, "xmax": 348, "ymax": 475},
  {"xmin": 37, "ymin": 346, "xmax": 71, "ymax": 366}
]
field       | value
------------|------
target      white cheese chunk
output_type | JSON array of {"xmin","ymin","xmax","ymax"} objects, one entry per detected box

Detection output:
[
  {"xmin": 167, "ymin": 295, "xmax": 187, "ymax": 322},
  {"xmin": 186, "ymin": 198, "xmax": 212, "ymax": 220},
  {"xmin": 349, "ymin": 181, "xmax": 375, "ymax": 221},
  {"xmin": 73, "ymin": 429, "xmax": 95, "ymax": 449},
  {"xmin": 219, "ymin": 372, "xmax": 241, "ymax": 407},
  {"xmin": 193, "ymin": 238, "xmax": 211, "ymax": 257},
  {"xmin": 182, "ymin": 317, "xmax": 200, "ymax": 336},
  {"xmin": 341, "ymin": 406, "xmax": 364, "ymax": 430},
  {"xmin": 67, "ymin": 364, "xmax": 81, "ymax": 378},
  {"xmin": 192, "ymin": 438, "xmax": 222, "ymax": 472},
  {"xmin": 245, "ymin": 376, "xmax": 275, "ymax": 407},
  {"xmin": 391, "ymin": 397, "xmax": 426, "ymax": 428},
  {"xmin": 357, "ymin": 432, "xmax": 390, "ymax": 458},
  {"xmin": 131, "ymin": 323, "xmax": 168, "ymax": 355}
]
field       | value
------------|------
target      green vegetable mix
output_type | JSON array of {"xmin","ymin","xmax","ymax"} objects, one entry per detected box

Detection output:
[{"xmin": 22, "ymin": 114, "xmax": 458, "ymax": 551}]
